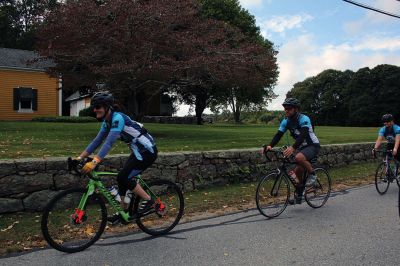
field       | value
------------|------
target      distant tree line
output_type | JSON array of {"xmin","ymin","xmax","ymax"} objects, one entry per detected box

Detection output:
[{"xmin": 287, "ymin": 64, "xmax": 400, "ymax": 127}]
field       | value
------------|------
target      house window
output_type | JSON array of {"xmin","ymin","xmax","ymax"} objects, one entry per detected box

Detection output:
[{"xmin": 13, "ymin": 87, "xmax": 38, "ymax": 113}]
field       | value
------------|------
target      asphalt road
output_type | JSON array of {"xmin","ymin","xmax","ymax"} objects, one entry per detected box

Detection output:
[{"xmin": 1, "ymin": 184, "xmax": 399, "ymax": 266}]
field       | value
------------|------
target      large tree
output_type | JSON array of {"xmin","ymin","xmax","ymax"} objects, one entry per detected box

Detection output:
[
  {"xmin": 37, "ymin": 0, "xmax": 277, "ymax": 122},
  {"xmin": 37, "ymin": 0, "xmax": 226, "ymax": 118},
  {"xmin": 196, "ymin": 0, "xmax": 278, "ymax": 123}
]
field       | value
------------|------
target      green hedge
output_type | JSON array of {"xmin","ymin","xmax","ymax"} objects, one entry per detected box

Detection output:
[
  {"xmin": 31, "ymin": 116, "xmax": 97, "ymax": 123},
  {"xmin": 79, "ymin": 107, "xmax": 95, "ymax": 117}
]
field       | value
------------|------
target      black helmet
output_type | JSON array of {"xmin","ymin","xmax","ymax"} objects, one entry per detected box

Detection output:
[
  {"xmin": 381, "ymin": 113, "xmax": 394, "ymax": 123},
  {"xmin": 91, "ymin": 91, "xmax": 114, "ymax": 108},
  {"xmin": 282, "ymin": 98, "xmax": 300, "ymax": 108}
]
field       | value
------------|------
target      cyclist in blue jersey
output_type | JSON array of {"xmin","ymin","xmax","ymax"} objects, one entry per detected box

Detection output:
[
  {"xmin": 77, "ymin": 91, "xmax": 158, "ymax": 224},
  {"xmin": 373, "ymin": 114, "xmax": 400, "ymax": 160},
  {"xmin": 264, "ymin": 98, "xmax": 320, "ymax": 204}
]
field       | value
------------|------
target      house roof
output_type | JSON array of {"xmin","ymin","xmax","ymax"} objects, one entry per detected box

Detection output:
[
  {"xmin": 65, "ymin": 91, "xmax": 91, "ymax": 102},
  {"xmin": 0, "ymin": 47, "xmax": 54, "ymax": 71}
]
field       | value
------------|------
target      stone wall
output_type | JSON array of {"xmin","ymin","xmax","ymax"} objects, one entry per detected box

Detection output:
[
  {"xmin": 142, "ymin": 116, "xmax": 197, "ymax": 124},
  {"xmin": 0, "ymin": 142, "xmax": 375, "ymax": 214}
]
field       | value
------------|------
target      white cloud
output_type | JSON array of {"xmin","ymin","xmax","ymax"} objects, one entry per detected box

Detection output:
[
  {"xmin": 239, "ymin": 0, "xmax": 264, "ymax": 8},
  {"xmin": 260, "ymin": 13, "xmax": 313, "ymax": 37},
  {"xmin": 268, "ymin": 34, "xmax": 400, "ymax": 110}
]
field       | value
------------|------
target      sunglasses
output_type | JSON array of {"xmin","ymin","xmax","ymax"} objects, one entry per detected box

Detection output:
[
  {"xmin": 284, "ymin": 107, "xmax": 294, "ymax": 111},
  {"xmin": 93, "ymin": 105, "xmax": 103, "ymax": 110}
]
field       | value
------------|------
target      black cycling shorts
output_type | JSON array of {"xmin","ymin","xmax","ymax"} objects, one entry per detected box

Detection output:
[{"xmin": 298, "ymin": 145, "xmax": 320, "ymax": 161}]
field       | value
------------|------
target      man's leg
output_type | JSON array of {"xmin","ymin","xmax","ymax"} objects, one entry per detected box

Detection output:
[{"xmin": 293, "ymin": 153, "xmax": 313, "ymax": 185}]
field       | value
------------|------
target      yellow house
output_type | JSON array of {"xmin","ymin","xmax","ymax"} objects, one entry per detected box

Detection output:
[{"xmin": 0, "ymin": 48, "xmax": 62, "ymax": 121}]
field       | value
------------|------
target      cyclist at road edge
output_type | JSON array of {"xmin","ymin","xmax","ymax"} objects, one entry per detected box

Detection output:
[
  {"xmin": 264, "ymin": 97, "xmax": 321, "ymax": 203},
  {"xmin": 76, "ymin": 91, "xmax": 158, "ymax": 224},
  {"xmin": 373, "ymin": 113, "xmax": 400, "ymax": 161}
]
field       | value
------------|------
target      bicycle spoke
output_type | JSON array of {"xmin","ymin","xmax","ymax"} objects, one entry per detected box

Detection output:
[
  {"xmin": 134, "ymin": 180, "xmax": 184, "ymax": 236},
  {"xmin": 41, "ymin": 188, "xmax": 107, "ymax": 253},
  {"xmin": 304, "ymin": 168, "xmax": 331, "ymax": 208},
  {"xmin": 375, "ymin": 162, "xmax": 390, "ymax": 194},
  {"xmin": 256, "ymin": 173, "xmax": 289, "ymax": 218}
]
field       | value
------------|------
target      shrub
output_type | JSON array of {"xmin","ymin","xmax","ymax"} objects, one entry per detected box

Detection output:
[
  {"xmin": 79, "ymin": 107, "xmax": 95, "ymax": 117},
  {"xmin": 31, "ymin": 116, "xmax": 97, "ymax": 123},
  {"xmin": 259, "ymin": 114, "xmax": 275, "ymax": 124}
]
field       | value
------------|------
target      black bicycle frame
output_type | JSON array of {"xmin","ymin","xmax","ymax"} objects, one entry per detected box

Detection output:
[{"xmin": 266, "ymin": 150, "xmax": 309, "ymax": 195}]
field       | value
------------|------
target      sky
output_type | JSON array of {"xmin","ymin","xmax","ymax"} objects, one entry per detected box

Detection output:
[{"xmin": 175, "ymin": 0, "xmax": 400, "ymax": 115}]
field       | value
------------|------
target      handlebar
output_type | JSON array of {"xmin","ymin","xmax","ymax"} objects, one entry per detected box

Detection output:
[
  {"xmin": 372, "ymin": 149, "xmax": 393, "ymax": 159},
  {"xmin": 263, "ymin": 145, "xmax": 295, "ymax": 163},
  {"xmin": 67, "ymin": 157, "xmax": 93, "ymax": 175}
]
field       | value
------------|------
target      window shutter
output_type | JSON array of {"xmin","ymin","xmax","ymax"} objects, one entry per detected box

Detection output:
[
  {"xmin": 13, "ymin": 88, "xmax": 20, "ymax": 110},
  {"xmin": 32, "ymin": 89, "xmax": 38, "ymax": 111}
]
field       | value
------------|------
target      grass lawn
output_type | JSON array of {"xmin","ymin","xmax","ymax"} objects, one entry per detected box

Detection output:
[
  {"xmin": 0, "ymin": 121, "xmax": 378, "ymax": 159},
  {"xmin": 0, "ymin": 161, "xmax": 381, "ymax": 256}
]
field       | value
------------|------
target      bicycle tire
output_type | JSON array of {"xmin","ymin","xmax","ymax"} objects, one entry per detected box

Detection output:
[
  {"xmin": 304, "ymin": 167, "xmax": 331, "ymax": 208},
  {"xmin": 41, "ymin": 188, "xmax": 107, "ymax": 253},
  {"xmin": 375, "ymin": 162, "xmax": 390, "ymax": 195},
  {"xmin": 133, "ymin": 180, "xmax": 184, "ymax": 236},
  {"xmin": 255, "ymin": 172, "xmax": 290, "ymax": 218}
]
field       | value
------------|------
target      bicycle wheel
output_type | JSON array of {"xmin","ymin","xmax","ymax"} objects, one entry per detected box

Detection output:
[
  {"xmin": 304, "ymin": 167, "xmax": 331, "ymax": 208},
  {"xmin": 41, "ymin": 188, "xmax": 107, "ymax": 253},
  {"xmin": 255, "ymin": 172, "xmax": 290, "ymax": 218},
  {"xmin": 133, "ymin": 180, "xmax": 184, "ymax": 236},
  {"xmin": 375, "ymin": 162, "xmax": 390, "ymax": 195}
]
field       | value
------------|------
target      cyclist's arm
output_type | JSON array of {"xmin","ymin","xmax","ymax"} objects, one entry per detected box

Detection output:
[
  {"xmin": 374, "ymin": 128, "xmax": 385, "ymax": 149},
  {"xmin": 269, "ymin": 119, "xmax": 287, "ymax": 147},
  {"xmin": 269, "ymin": 130, "xmax": 284, "ymax": 147},
  {"xmin": 394, "ymin": 135, "xmax": 400, "ymax": 155},
  {"xmin": 374, "ymin": 136, "xmax": 384, "ymax": 150},
  {"xmin": 95, "ymin": 114, "xmax": 124, "ymax": 160},
  {"xmin": 82, "ymin": 130, "xmax": 108, "ymax": 157}
]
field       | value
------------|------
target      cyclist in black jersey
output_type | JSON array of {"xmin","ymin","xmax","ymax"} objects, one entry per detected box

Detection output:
[{"xmin": 263, "ymin": 98, "xmax": 320, "ymax": 203}]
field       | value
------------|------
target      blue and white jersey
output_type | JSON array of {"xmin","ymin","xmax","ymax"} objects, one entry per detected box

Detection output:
[
  {"xmin": 278, "ymin": 113, "xmax": 319, "ymax": 147},
  {"xmin": 378, "ymin": 124, "xmax": 400, "ymax": 143},
  {"xmin": 85, "ymin": 111, "xmax": 156, "ymax": 160}
]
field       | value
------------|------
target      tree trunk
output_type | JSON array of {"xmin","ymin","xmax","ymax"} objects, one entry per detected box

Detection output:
[
  {"xmin": 233, "ymin": 103, "xmax": 241, "ymax": 123},
  {"xmin": 195, "ymin": 92, "xmax": 207, "ymax": 125},
  {"xmin": 124, "ymin": 89, "xmax": 139, "ymax": 119}
]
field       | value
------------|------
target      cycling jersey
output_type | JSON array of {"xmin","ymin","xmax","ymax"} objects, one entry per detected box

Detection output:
[
  {"xmin": 85, "ymin": 111, "xmax": 156, "ymax": 160},
  {"xmin": 278, "ymin": 113, "xmax": 320, "ymax": 147},
  {"xmin": 378, "ymin": 124, "xmax": 400, "ymax": 144}
]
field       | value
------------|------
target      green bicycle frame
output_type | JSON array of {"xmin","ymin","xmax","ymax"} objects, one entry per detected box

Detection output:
[{"xmin": 77, "ymin": 170, "xmax": 156, "ymax": 223}]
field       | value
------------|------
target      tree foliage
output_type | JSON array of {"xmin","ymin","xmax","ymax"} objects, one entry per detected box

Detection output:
[
  {"xmin": 0, "ymin": 0, "xmax": 58, "ymax": 50},
  {"xmin": 195, "ymin": 0, "xmax": 278, "ymax": 123},
  {"xmin": 287, "ymin": 64, "xmax": 400, "ymax": 126},
  {"xmin": 37, "ymin": 0, "xmax": 278, "ymax": 122}
]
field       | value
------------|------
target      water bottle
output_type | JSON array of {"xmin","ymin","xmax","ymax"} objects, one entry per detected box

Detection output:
[
  {"xmin": 124, "ymin": 189, "xmax": 133, "ymax": 204},
  {"xmin": 108, "ymin": 186, "xmax": 121, "ymax": 202},
  {"xmin": 288, "ymin": 170, "xmax": 298, "ymax": 185}
]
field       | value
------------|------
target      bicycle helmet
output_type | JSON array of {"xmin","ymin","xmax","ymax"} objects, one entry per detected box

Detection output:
[
  {"xmin": 282, "ymin": 98, "xmax": 300, "ymax": 108},
  {"xmin": 381, "ymin": 113, "xmax": 394, "ymax": 123},
  {"xmin": 90, "ymin": 91, "xmax": 114, "ymax": 108}
]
